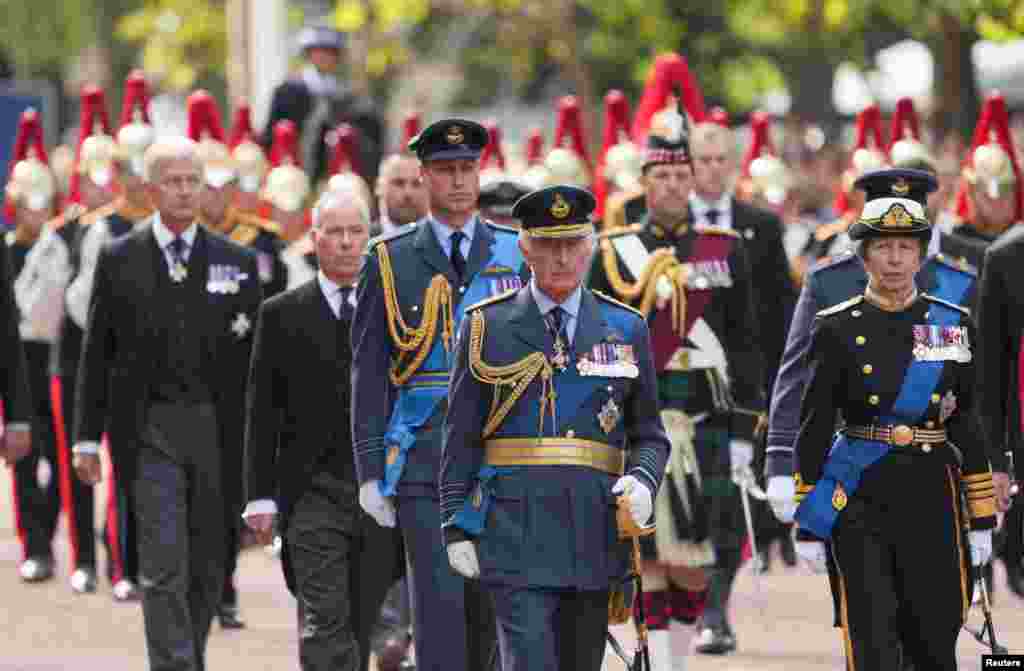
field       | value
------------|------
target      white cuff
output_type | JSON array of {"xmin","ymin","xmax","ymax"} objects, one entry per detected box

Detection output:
[
  {"xmin": 242, "ymin": 499, "xmax": 278, "ymax": 518},
  {"xmin": 5, "ymin": 422, "xmax": 31, "ymax": 433},
  {"xmin": 72, "ymin": 441, "xmax": 101, "ymax": 456}
]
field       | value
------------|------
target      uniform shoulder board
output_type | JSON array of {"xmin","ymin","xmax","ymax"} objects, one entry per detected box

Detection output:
[
  {"xmin": 931, "ymin": 252, "xmax": 977, "ymax": 278},
  {"xmin": 598, "ymin": 223, "xmax": 643, "ymax": 240},
  {"xmin": 809, "ymin": 250, "xmax": 856, "ymax": 274},
  {"xmin": 922, "ymin": 293, "xmax": 970, "ymax": 317},
  {"xmin": 79, "ymin": 202, "xmax": 116, "ymax": 227},
  {"xmin": 484, "ymin": 219, "xmax": 518, "ymax": 235},
  {"xmin": 369, "ymin": 222, "xmax": 417, "ymax": 250},
  {"xmin": 593, "ymin": 289, "xmax": 644, "ymax": 318},
  {"xmin": 816, "ymin": 294, "xmax": 863, "ymax": 318},
  {"xmin": 230, "ymin": 222, "xmax": 261, "ymax": 246},
  {"xmin": 466, "ymin": 288, "xmax": 517, "ymax": 313},
  {"xmin": 694, "ymin": 224, "xmax": 740, "ymax": 239}
]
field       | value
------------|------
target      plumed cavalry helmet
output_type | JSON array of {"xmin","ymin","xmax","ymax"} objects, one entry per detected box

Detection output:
[
  {"xmin": 116, "ymin": 70, "xmax": 156, "ymax": 178},
  {"xmin": 229, "ymin": 103, "xmax": 267, "ymax": 193},
  {"xmin": 5, "ymin": 108, "xmax": 55, "ymax": 217},
  {"xmin": 264, "ymin": 120, "xmax": 311, "ymax": 213}
]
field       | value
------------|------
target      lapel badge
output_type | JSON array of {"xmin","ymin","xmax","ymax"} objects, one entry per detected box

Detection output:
[
  {"xmin": 939, "ymin": 390, "xmax": 957, "ymax": 424},
  {"xmin": 446, "ymin": 125, "xmax": 465, "ymax": 145},
  {"xmin": 231, "ymin": 313, "xmax": 251, "ymax": 339},
  {"xmin": 832, "ymin": 483, "xmax": 848, "ymax": 511},
  {"xmin": 598, "ymin": 397, "xmax": 621, "ymax": 434},
  {"xmin": 550, "ymin": 193, "xmax": 571, "ymax": 219}
]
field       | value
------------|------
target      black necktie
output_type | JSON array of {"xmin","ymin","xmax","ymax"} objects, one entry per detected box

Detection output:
[
  {"xmin": 338, "ymin": 287, "xmax": 353, "ymax": 321},
  {"xmin": 548, "ymin": 306, "xmax": 566, "ymax": 342},
  {"xmin": 706, "ymin": 209, "xmax": 720, "ymax": 228},
  {"xmin": 169, "ymin": 236, "xmax": 188, "ymax": 264},
  {"xmin": 450, "ymin": 231, "xmax": 466, "ymax": 280}
]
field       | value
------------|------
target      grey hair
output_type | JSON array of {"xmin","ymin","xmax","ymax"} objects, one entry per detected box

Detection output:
[
  {"xmin": 143, "ymin": 136, "xmax": 202, "ymax": 184},
  {"xmin": 311, "ymin": 187, "xmax": 372, "ymax": 230}
]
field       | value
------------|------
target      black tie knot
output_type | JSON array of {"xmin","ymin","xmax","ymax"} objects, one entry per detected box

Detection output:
[
  {"xmin": 168, "ymin": 236, "xmax": 188, "ymax": 261},
  {"xmin": 705, "ymin": 209, "xmax": 720, "ymax": 228},
  {"xmin": 450, "ymin": 231, "xmax": 467, "ymax": 279},
  {"xmin": 547, "ymin": 306, "xmax": 565, "ymax": 337}
]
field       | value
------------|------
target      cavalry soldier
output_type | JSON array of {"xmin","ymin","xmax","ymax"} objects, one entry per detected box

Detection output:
[
  {"xmin": 63, "ymin": 70, "xmax": 156, "ymax": 601},
  {"xmin": 264, "ymin": 120, "xmax": 312, "ymax": 243},
  {"xmin": 440, "ymin": 185, "xmax": 669, "ymax": 670},
  {"xmin": 18, "ymin": 84, "xmax": 119, "ymax": 595},
  {"xmin": 351, "ymin": 118, "xmax": 525, "ymax": 671},
  {"xmin": 6, "ymin": 109, "xmax": 61, "ymax": 584},
  {"xmin": 589, "ymin": 114, "xmax": 765, "ymax": 659},
  {"xmin": 792, "ymin": 169, "xmax": 1002, "ymax": 669},
  {"xmin": 804, "ymin": 104, "xmax": 888, "ymax": 265},
  {"xmin": 229, "ymin": 103, "xmax": 269, "ymax": 216}
]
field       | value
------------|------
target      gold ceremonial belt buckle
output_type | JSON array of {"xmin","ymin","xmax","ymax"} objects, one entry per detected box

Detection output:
[{"xmin": 890, "ymin": 424, "xmax": 914, "ymax": 447}]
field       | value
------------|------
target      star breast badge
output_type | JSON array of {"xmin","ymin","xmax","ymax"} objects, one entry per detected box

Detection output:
[{"xmin": 231, "ymin": 313, "xmax": 251, "ymax": 339}]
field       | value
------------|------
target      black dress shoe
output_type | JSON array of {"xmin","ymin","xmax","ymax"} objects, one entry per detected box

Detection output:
[
  {"xmin": 218, "ymin": 605, "xmax": 246, "ymax": 629},
  {"xmin": 19, "ymin": 556, "xmax": 55, "ymax": 583},
  {"xmin": 694, "ymin": 625, "xmax": 737, "ymax": 654}
]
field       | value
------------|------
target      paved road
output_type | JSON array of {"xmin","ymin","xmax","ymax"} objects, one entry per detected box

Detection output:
[{"xmin": 2, "ymin": 468, "xmax": 1021, "ymax": 670}]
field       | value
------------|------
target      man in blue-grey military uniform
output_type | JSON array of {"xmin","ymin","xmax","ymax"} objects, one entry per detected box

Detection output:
[
  {"xmin": 351, "ymin": 118, "xmax": 527, "ymax": 671},
  {"xmin": 440, "ymin": 185, "xmax": 670, "ymax": 671}
]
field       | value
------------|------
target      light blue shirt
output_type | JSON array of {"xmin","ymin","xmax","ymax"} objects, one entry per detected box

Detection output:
[
  {"xmin": 530, "ymin": 279, "xmax": 581, "ymax": 345},
  {"xmin": 430, "ymin": 214, "xmax": 476, "ymax": 261},
  {"xmin": 151, "ymin": 212, "xmax": 198, "ymax": 264}
]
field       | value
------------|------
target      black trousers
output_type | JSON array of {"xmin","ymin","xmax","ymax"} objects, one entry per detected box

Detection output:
[
  {"xmin": 287, "ymin": 470, "xmax": 404, "ymax": 671},
  {"xmin": 831, "ymin": 454, "xmax": 968, "ymax": 671},
  {"xmin": 134, "ymin": 403, "xmax": 223, "ymax": 671},
  {"xmin": 55, "ymin": 369, "xmax": 99, "ymax": 570},
  {"xmin": 488, "ymin": 585, "xmax": 608, "ymax": 671}
]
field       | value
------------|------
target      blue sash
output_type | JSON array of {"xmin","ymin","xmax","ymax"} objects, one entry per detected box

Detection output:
[
  {"xmin": 795, "ymin": 301, "xmax": 963, "ymax": 538},
  {"xmin": 380, "ymin": 230, "xmax": 522, "ymax": 495}
]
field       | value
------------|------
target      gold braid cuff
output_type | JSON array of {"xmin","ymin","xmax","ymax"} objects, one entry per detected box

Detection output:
[
  {"xmin": 468, "ymin": 310, "xmax": 555, "ymax": 439},
  {"xmin": 599, "ymin": 239, "xmax": 689, "ymax": 334},
  {"xmin": 377, "ymin": 243, "xmax": 455, "ymax": 386}
]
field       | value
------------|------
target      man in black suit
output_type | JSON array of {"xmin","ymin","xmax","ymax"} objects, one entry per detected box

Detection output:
[
  {"xmin": 243, "ymin": 190, "xmax": 403, "ymax": 671},
  {"xmin": 687, "ymin": 120, "xmax": 795, "ymax": 654},
  {"xmin": 72, "ymin": 136, "xmax": 262, "ymax": 671},
  {"xmin": 1, "ymin": 241, "xmax": 31, "ymax": 465}
]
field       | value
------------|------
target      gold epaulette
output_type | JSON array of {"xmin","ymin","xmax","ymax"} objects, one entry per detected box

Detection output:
[
  {"xmin": 79, "ymin": 202, "xmax": 117, "ymax": 227},
  {"xmin": 466, "ymin": 288, "xmax": 517, "ymax": 313},
  {"xmin": 694, "ymin": 224, "xmax": 740, "ymax": 238},
  {"xmin": 230, "ymin": 222, "xmax": 261, "ymax": 246},
  {"xmin": 816, "ymin": 295, "xmax": 863, "ymax": 318},
  {"xmin": 592, "ymin": 289, "xmax": 644, "ymax": 318},
  {"xmin": 931, "ymin": 252, "xmax": 978, "ymax": 277},
  {"xmin": 114, "ymin": 199, "xmax": 152, "ymax": 222},
  {"xmin": 235, "ymin": 211, "xmax": 281, "ymax": 236},
  {"xmin": 922, "ymin": 293, "xmax": 970, "ymax": 317},
  {"xmin": 369, "ymin": 222, "xmax": 417, "ymax": 250}
]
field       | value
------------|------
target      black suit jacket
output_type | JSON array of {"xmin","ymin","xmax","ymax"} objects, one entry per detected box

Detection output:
[
  {"xmin": 730, "ymin": 198, "xmax": 796, "ymax": 393},
  {"xmin": 1, "ymin": 242, "xmax": 30, "ymax": 424},
  {"xmin": 74, "ymin": 222, "xmax": 262, "ymax": 498},
  {"xmin": 244, "ymin": 279, "xmax": 354, "ymax": 523}
]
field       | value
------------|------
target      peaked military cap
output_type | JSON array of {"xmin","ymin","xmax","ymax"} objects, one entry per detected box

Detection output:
[
  {"xmin": 408, "ymin": 119, "xmax": 487, "ymax": 162},
  {"xmin": 479, "ymin": 180, "xmax": 531, "ymax": 217},
  {"xmin": 849, "ymin": 168, "xmax": 936, "ymax": 241},
  {"xmin": 513, "ymin": 185, "xmax": 596, "ymax": 238}
]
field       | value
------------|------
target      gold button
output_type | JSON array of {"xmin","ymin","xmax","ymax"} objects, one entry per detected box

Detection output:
[
  {"xmin": 931, "ymin": 393, "xmax": 941, "ymax": 404},
  {"xmin": 926, "ymin": 420, "xmax": 935, "ymax": 429},
  {"xmin": 855, "ymin": 336, "xmax": 866, "ymax": 346},
  {"xmin": 862, "ymin": 364, "xmax": 873, "ymax": 375},
  {"xmin": 868, "ymin": 395, "xmax": 880, "ymax": 405},
  {"xmin": 566, "ymin": 429, "xmax": 575, "ymax": 438},
  {"xmin": 921, "ymin": 444, "xmax": 932, "ymax": 453},
  {"xmin": 852, "ymin": 310, "xmax": 862, "ymax": 317}
]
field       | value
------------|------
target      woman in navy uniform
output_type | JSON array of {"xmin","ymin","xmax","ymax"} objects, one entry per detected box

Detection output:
[
  {"xmin": 792, "ymin": 169, "xmax": 1002, "ymax": 670},
  {"xmin": 440, "ymin": 185, "xmax": 669, "ymax": 671}
]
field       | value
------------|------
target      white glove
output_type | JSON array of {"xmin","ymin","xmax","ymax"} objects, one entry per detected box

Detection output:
[
  {"xmin": 729, "ymin": 439, "xmax": 754, "ymax": 471},
  {"xmin": 795, "ymin": 540, "xmax": 828, "ymax": 574},
  {"xmin": 969, "ymin": 529, "xmax": 993, "ymax": 567},
  {"xmin": 766, "ymin": 476, "xmax": 797, "ymax": 524},
  {"xmin": 447, "ymin": 540, "xmax": 480, "ymax": 579},
  {"xmin": 358, "ymin": 480, "xmax": 396, "ymax": 528},
  {"xmin": 612, "ymin": 475, "xmax": 653, "ymax": 527}
]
